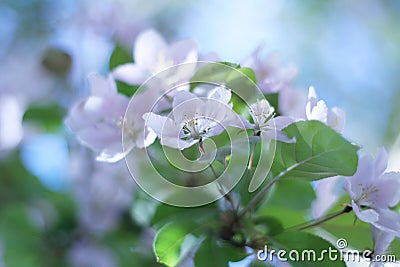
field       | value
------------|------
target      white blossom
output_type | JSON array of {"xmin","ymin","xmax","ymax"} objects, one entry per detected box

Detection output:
[
  {"xmin": 144, "ymin": 87, "xmax": 248, "ymax": 150},
  {"xmin": 306, "ymin": 86, "xmax": 345, "ymax": 133},
  {"xmin": 249, "ymin": 99, "xmax": 294, "ymax": 142}
]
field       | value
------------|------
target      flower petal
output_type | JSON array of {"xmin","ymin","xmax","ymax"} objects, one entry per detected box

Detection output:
[
  {"xmin": 269, "ymin": 116, "xmax": 294, "ymax": 131},
  {"xmin": 327, "ymin": 107, "xmax": 345, "ymax": 133},
  {"xmin": 112, "ymin": 63, "xmax": 149, "ymax": 85},
  {"xmin": 172, "ymin": 90, "xmax": 203, "ymax": 122},
  {"xmin": 168, "ymin": 38, "xmax": 198, "ymax": 64},
  {"xmin": 375, "ymin": 147, "xmax": 388, "ymax": 177},
  {"xmin": 263, "ymin": 130, "xmax": 295, "ymax": 143},
  {"xmin": 208, "ymin": 86, "xmax": 231, "ymax": 104},
  {"xmin": 279, "ymin": 88, "xmax": 307, "ymax": 119},
  {"xmin": 352, "ymin": 200, "xmax": 379, "ymax": 223},
  {"xmin": 345, "ymin": 154, "xmax": 375, "ymax": 200},
  {"xmin": 371, "ymin": 225, "xmax": 395, "ymax": 255},
  {"xmin": 376, "ymin": 172, "xmax": 400, "ymax": 207},
  {"xmin": 134, "ymin": 29, "xmax": 168, "ymax": 70},
  {"xmin": 307, "ymin": 100, "xmax": 328, "ymax": 122},
  {"xmin": 372, "ymin": 208, "xmax": 400, "ymax": 237},
  {"xmin": 87, "ymin": 73, "xmax": 117, "ymax": 96}
]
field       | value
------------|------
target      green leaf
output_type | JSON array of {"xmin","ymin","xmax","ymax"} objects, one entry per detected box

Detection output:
[
  {"xmin": 320, "ymin": 198, "xmax": 373, "ymax": 250},
  {"xmin": 270, "ymin": 231, "xmax": 346, "ymax": 267},
  {"xmin": 190, "ymin": 62, "xmax": 237, "ymax": 87},
  {"xmin": 252, "ymin": 216, "xmax": 284, "ymax": 236},
  {"xmin": 389, "ymin": 238, "xmax": 400, "ymax": 260},
  {"xmin": 257, "ymin": 204, "xmax": 308, "ymax": 229},
  {"xmin": 264, "ymin": 93, "xmax": 279, "ymax": 115},
  {"xmin": 226, "ymin": 67, "xmax": 257, "ymax": 84},
  {"xmin": 105, "ymin": 224, "xmax": 165, "ymax": 267},
  {"xmin": 109, "ymin": 45, "xmax": 132, "ymax": 70},
  {"xmin": 108, "ymin": 45, "xmax": 140, "ymax": 96},
  {"xmin": 153, "ymin": 222, "xmax": 203, "ymax": 267},
  {"xmin": 218, "ymin": 61, "xmax": 241, "ymax": 68},
  {"xmin": 249, "ymin": 260, "xmax": 273, "ymax": 267},
  {"xmin": 0, "ymin": 204, "xmax": 44, "ymax": 267},
  {"xmin": 322, "ymin": 220, "xmax": 372, "ymax": 251},
  {"xmin": 194, "ymin": 237, "xmax": 248, "ymax": 267},
  {"xmin": 312, "ymin": 194, "xmax": 373, "ymax": 251},
  {"xmin": 271, "ymin": 120, "xmax": 359, "ymax": 181},
  {"xmin": 151, "ymin": 202, "xmax": 218, "ymax": 229},
  {"xmin": 267, "ymin": 179, "xmax": 316, "ymax": 210},
  {"xmin": 23, "ymin": 104, "xmax": 65, "ymax": 131},
  {"xmin": 130, "ymin": 189, "xmax": 158, "ymax": 226},
  {"xmin": 116, "ymin": 81, "xmax": 139, "ymax": 97}
]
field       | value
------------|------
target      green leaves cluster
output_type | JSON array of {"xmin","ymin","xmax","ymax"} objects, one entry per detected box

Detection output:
[
  {"xmin": 149, "ymin": 101, "xmax": 360, "ymax": 266},
  {"xmin": 103, "ymin": 57, "xmax": 363, "ymax": 266}
]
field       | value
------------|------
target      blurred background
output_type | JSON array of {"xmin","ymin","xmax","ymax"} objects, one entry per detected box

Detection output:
[{"xmin": 0, "ymin": 0, "xmax": 400, "ymax": 266}]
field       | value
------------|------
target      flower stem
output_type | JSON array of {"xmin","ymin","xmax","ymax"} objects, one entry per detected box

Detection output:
[
  {"xmin": 209, "ymin": 163, "xmax": 218, "ymax": 179},
  {"xmin": 240, "ymin": 141, "xmax": 258, "ymax": 197},
  {"xmin": 238, "ymin": 163, "xmax": 299, "ymax": 219},
  {"xmin": 288, "ymin": 205, "xmax": 353, "ymax": 231},
  {"xmin": 238, "ymin": 154, "xmax": 333, "ymax": 219}
]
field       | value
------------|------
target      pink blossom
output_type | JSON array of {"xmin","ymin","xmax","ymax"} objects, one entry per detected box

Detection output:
[
  {"xmin": 242, "ymin": 47, "xmax": 297, "ymax": 93},
  {"xmin": 346, "ymin": 148, "xmax": 400, "ymax": 237},
  {"xmin": 144, "ymin": 86, "xmax": 247, "ymax": 150},
  {"xmin": 112, "ymin": 29, "xmax": 198, "ymax": 85},
  {"xmin": 65, "ymin": 73, "xmax": 130, "ymax": 162}
]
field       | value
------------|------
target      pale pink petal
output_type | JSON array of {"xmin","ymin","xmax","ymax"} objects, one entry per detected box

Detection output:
[
  {"xmin": 87, "ymin": 73, "xmax": 117, "ymax": 96},
  {"xmin": 376, "ymin": 172, "xmax": 400, "ymax": 207},
  {"xmin": 172, "ymin": 91, "xmax": 204, "ymax": 123},
  {"xmin": 346, "ymin": 154, "xmax": 375, "ymax": 200},
  {"xmin": 208, "ymin": 86, "xmax": 231, "ymax": 104},
  {"xmin": 279, "ymin": 88, "xmax": 307, "ymax": 119},
  {"xmin": 327, "ymin": 107, "xmax": 345, "ymax": 133},
  {"xmin": 168, "ymin": 38, "xmax": 198, "ymax": 64},
  {"xmin": 134, "ymin": 29, "xmax": 167, "ymax": 70},
  {"xmin": 372, "ymin": 208, "xmax": 400, "ymax": 237},
  {"xmin": 263, "ymin": 130, "xmax": 295, "ymax": 143},
  {"xmin": 371, "ymin": 226, "xmax": 395, "ymax": 255},
  {"xmin": 112, "ymin": 63, "xmax": 149, "ymax": 85},
  {"xmin": 352, "ymin": 200, "xmax": 379, "ymax": 223},
  {"xmin": 375, "ymin": 147, "xmax": 389, "ymax": 177},
  {"xmin": 269, "ymin": 116, "xmax": 294, "ymax": 131}
]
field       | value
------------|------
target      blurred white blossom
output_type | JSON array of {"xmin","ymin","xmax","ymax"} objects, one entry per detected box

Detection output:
[
  {"xmin": 68, "ymin": 241, "xmax": 117, "ymax": 267},
  {"xmin": 242, "ymin": 47, "xmax": 297, "ymax": 94},
  {"xmin": 306, "ymin": 86, "xmax": 345, "ymax": 133},
  {"xmin": 112, "ymin": 29, "xmax": 198, "ymax": 85}
]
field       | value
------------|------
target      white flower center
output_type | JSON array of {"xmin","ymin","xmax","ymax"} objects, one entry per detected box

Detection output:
[
  {"xmin": 250, "ymin": 99, "xmax": 275, "ymax": 129},
  {"xmin": 182, "ymin": 116, "xmax": 210, "ymax": 140}
]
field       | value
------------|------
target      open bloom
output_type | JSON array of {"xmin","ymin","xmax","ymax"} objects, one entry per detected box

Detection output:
[
  {"xmin": 242, "ymin": 46, "xmax": 297, "ymax": 93},
  {"xmin": 369, "ymin": 226, "xmax": 395, "ymax": 267},
  {"xmin": 306, "ymin": 86, "xmax": 345, "ymax": 133},
  {"xmin": 345, "ymin": 148, "xmax": 400, "ymax": 236},
  {"xmin": 112, "ymin": 29, "xmax": 198, "ymax": 85},
  {"xmin": 65, "ymin": 73, "xmax": 156, "ymax": 162},
  {"xmin": 249, "ymin": 99, "xmax": 294, "ymax": 142},
  {"xmin": 144, "ymin": 86, "xmax": 248, "ymax": 150}
]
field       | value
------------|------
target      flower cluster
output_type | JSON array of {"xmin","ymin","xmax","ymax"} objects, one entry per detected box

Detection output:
[{"xmin": 65, "ymin": 28, "xmax": 400, "ymax": 266}]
